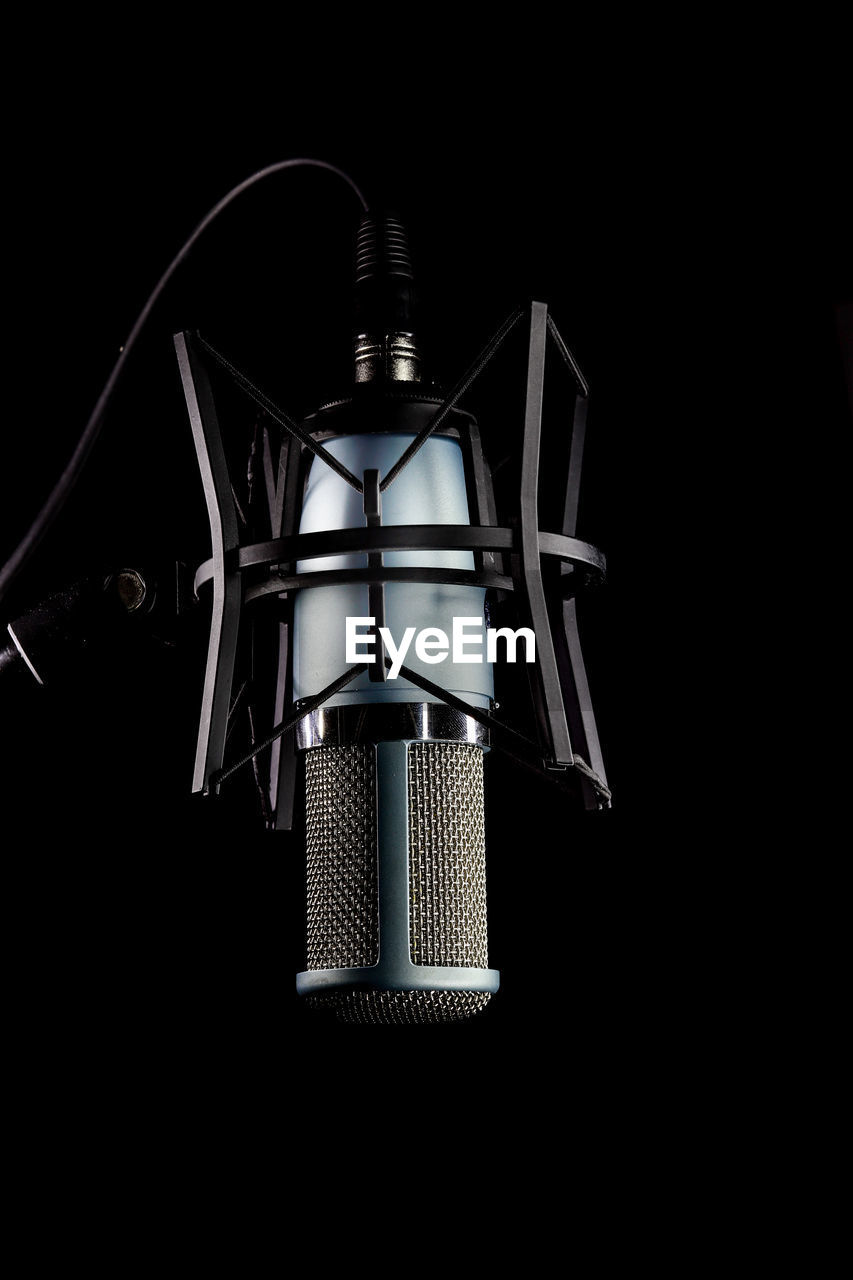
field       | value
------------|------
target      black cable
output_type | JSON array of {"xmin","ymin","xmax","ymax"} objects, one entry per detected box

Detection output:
[{"xmin": 0, "ymin": 158, "xmax": 367, "ymax": 608}]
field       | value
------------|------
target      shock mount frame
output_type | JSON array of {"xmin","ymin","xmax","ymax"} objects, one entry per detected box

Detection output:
[{"xmin": 175, "ymin": 300, "xmax": 610, "ymax": 825}]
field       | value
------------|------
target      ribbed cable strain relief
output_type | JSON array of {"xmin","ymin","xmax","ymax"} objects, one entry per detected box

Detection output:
[
  {"xmin": 355, "ymin": 212, "xmax": 413, "ymax": 284},
  {"xmin": 353, "ymin": 210, "xmax": 418, "ymax": 349}
]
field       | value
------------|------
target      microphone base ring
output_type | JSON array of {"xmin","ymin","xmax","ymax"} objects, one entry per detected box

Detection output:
[
  {"xmin": 296, "ymin": 965, "xmax": 500, "ymax": 996},
  {"xmin": 295, "ymin": 701, "xmax": 491, "ymax": 749}
]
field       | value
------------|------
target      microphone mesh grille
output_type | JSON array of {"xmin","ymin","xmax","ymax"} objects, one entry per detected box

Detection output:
[
  {"xmin": 304, "ymin": 742, "xmax": 490, "ymax": 1024},
  {"xmin": 308, "ymin": 990, "xmax": 491, "ymax": 1024},
  {"xmin": 305, "ymin": 746, "xmax": 379, "ymax": 970},
  {"xmin": 408, "ymin": 743, "xmax": 488, "ymax": 968}
]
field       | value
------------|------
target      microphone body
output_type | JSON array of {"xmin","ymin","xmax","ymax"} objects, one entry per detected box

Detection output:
[{"xmin": 292, "ymin": 395, "xmax": 500, "ymax": 1022}]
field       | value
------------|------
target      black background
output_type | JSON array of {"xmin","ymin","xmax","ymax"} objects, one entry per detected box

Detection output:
[{"xmin": 2, "ymin": 81, "xmax": 849, "ymax": 1167}]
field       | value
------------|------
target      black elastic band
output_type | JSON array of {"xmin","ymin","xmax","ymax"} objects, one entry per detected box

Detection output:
[
  {"xmin": 379, "ymin": 307, "xmax": 525, "ymax": 493},
  {"xmin": 208, "ymin": 663, "xmax": 368, "ymax": 791},
  {"xmin": 546, "ymin": 314, "xmax": 589, "ymax": 397},
  {"xmin": 392, "ymin": 660, "xmax": 612, "ymax": 805},
  {"xmin": 197, "ymin": 334, "xmax": 365, "ymax": 494}
]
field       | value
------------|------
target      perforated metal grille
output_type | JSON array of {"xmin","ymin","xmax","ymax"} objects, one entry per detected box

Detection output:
[
  {"xmin": 303, "ymin": 740, "xmax": 490, "ymax": 1024},
  {"xmin": 408, "ymin": 743, "xmax": 488, "ymax": 967},
  {"xmin": 309, "ymin": 990, "xmax": 491, "ymax": 1024},
  {"xmin": 305, "ymin": 746, "xmax": 378, "ymax": 969}
]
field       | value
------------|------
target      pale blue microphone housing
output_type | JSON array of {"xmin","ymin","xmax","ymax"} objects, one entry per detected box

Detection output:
[{"xmin": 293, "ymin": 431, "xmax": 494, "ymax": 708}]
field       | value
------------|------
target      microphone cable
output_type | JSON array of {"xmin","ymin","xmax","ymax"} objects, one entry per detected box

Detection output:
[{"xmin": 0, "ymin": 158, "xmax": 368, "ymax": 609}]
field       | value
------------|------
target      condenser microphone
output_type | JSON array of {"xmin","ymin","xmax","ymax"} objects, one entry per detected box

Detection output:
[
  {"xmin": 175, "ymin": 171, "xmax": 609, "ymax": 1028},
  {"xmin": 293, "ymin": 212, "xmax": 500, "ymax": 1023}
]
